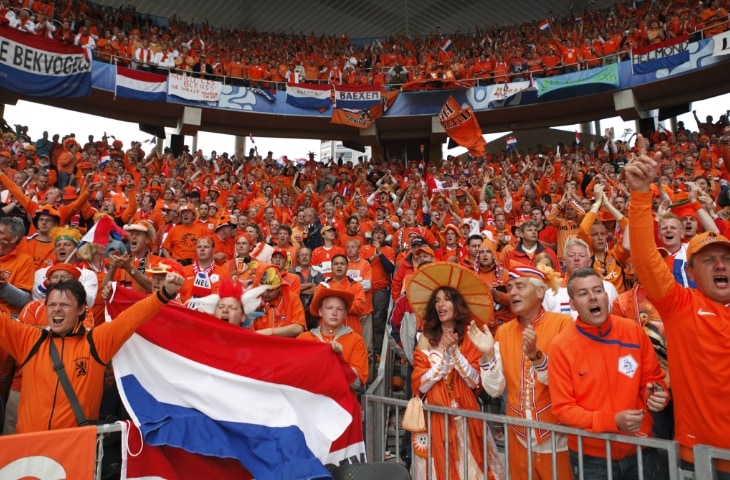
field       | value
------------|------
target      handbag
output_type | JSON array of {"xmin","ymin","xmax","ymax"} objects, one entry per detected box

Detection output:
[{"xmin": 402, "ymin": 395, "xmax": 427, "ymax": 432}]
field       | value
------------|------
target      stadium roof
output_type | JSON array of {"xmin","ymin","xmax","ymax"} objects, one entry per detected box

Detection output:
[{"xmin": 93, "ymin": 0, "xmax": 617, "ymax": 39}]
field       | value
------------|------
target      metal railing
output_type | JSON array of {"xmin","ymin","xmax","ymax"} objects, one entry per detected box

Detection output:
[
  {"xmin": 362, "ymin": 331, "xmax": 730, "ymax": 480},
  {"xmin": 363, "ymin": 393, "xmax": 689, "ymax": 480}
]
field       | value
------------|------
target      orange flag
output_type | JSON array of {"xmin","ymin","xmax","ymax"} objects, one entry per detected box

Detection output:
[
  {"xmin": 439, "ymin": 96, "xmax": 487, "ymax": 157},
  {"xmin": 0, "ymin": 426, "xmax": 97, "ymax": 479}
]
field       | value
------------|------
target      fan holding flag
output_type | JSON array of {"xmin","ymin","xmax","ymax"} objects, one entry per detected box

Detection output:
[{"xmin": 0, "ymin": 268, "xmax": 185, "ymax": 434}]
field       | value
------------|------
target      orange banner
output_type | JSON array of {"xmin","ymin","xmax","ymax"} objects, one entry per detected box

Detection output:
[
  {"xmin": 331, "ymin": 91, "xmax": 398, "ymax": 129},
  {"xmin": 0, "ymin": 426, "xmax": 97, "ymax": 479},
  {"xmin": 439, "ymin": 96, "xmax": 487, "ymax": 157}
]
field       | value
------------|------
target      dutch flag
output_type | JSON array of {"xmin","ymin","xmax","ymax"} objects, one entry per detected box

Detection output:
[{"xmin": 539, "ymin": 20, "xmax": 550, "ymax": 31}]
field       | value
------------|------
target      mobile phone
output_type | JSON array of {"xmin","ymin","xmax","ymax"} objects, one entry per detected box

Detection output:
[{"xmin": 652, "ymin": 382, "xmax": 664, "ymax": 393}]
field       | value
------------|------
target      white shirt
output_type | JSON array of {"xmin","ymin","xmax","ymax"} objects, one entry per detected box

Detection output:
[{"xmin": 542, "ymin": 280, "xmax": 619, "ymax": 320}]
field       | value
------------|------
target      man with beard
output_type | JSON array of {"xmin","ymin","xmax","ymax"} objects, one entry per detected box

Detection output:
[{"xmin": 291, "ymin": 247, "xmax": 324, "ymax": 330}]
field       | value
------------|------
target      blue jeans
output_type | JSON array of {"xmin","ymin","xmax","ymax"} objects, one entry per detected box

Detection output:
[{"xmin": 569, "ymin": 448, "xmax": 664, "ymax": 480}]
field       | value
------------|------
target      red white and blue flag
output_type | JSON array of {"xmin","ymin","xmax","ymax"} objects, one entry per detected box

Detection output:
[
  {"xmin": 286, "ymin": 83, "xmax": 332, "ymax": 110},
  {"xmin": 575, "ymin": 131, "xmax": 582, "ymax": 145},
  {"xmin": 109, "ymin": 287, "xmax": 365, "ymax": 480},
  {"xmin": 539, "ymin": 20, "xmax": 550, "ymax": 31},
  {"xmin": 506, "ymin": 135, "xmax": 518, "ymax": 150},
  {"xmin": 79, "ymin": 214, "xmax": 127, "ymax": 248},
  {"xmin": 441, "ymin": 37, "xmax": 453, "ymax": 52},
  {"xmin": 0, "ymin": 27, "xmax": 91, "ymax": 97},
  {"xmin": 115, "ymin": 66, "xmax": 167, "ymax": 102}
]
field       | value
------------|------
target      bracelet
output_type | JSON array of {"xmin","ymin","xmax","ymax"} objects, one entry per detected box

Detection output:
[
  {"xmin": 479, "ymin": 357, "xmax": 496, "ymax": 370},
  {"xmin": 160, "ymin": 286, "xmax": 175, "ymax": 301}
]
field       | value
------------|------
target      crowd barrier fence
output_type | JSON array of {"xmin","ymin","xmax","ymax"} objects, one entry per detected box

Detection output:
[{"xmin": 362, "ymin": 332, "xmax": 730, "ymax": 480}]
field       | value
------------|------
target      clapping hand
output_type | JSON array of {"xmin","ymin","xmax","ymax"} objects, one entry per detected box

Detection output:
[{"xmin": 467, "ymin": 321, "xmax": 495, "ymax": 361}]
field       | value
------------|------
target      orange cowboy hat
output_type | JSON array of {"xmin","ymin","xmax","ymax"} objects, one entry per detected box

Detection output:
[{"xmin": 309, "ymin": 283, "xmax": 355, "ymax": 316}]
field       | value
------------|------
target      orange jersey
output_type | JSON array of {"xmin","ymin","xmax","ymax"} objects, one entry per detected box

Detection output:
[
  {"xmin": 0, "ymin": 292, "xmax": 169, "ymax": 433},
  {"xmin": 630, "ymin": 190, "xmax": 730, "ymax": 467},
  {"xmin": 549, "ymin": 314, "xmax": 667, "ymax": 459},
  {"xmin": 161, "ymin": 223, "xmax": 208, "ymax": 262}
]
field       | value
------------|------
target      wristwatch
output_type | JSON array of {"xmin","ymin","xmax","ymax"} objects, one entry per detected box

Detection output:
[
  {"xmin": 529, "ymin": 350, "xmax": 543, "ymax": 362},
  {"xmin": 128, "ymin": 268, "xmax": 136, "ymax": 276}
]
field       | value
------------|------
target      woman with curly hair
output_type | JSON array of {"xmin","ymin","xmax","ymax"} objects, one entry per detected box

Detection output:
[{"xmin": 407, "ymin": 263, "xmax": 505, "ymax": 480}]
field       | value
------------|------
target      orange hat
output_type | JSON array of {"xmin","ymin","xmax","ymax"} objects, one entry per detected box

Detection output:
[
  {"xmin": 686, "ymin": 231, "xmax": 730, "ymax": 263},
  {"xmin": 320, "ymin": 225, "xmax": 337, "ymax": 235},
  {"xmin": 309, "ymin": 284, "xmax": 355, "ymax": 316},
  {"xmin": 33, "ymin": 205, "xmax": 60, "ymax": 227},
  {"xmin": 46, "ymin": 263, "xmax": 81, "ymax": 280},
  {"xmin": 442, "ymin": 223, "xmax": 463, "ymax": 239},
  {"xmin": 147, "ymin": 259, "xmax": 185, "ymax": 276},
  {"xmin": 77, "ymin": 162, "xmax": 92, "ymax": 170},
  {"xmin": 0, "ymin": 151, "xmax": 10, "ymax": 158},
  {"xmin": 414, "ymin": 245, "xmax": 435, "ymax": 257},
  {"xmin": 123, "ymin": 221, "xmax": 150, "ymax": 232},
  {"xmin": 271, "ymin": 248, "xmax": 289, "ymax": 258},
  {"xmin": 62, "ymin": 186, "xmax": 78, "ymax": 201},
  {"xmin": 236, "ymin": 232, "xmax": 254, "ymax": 245},
  {"xmin": 406, "ymin": 262, "xmax": 493, "ymax": 329},
  {"xmin": 150, "ymin": 185, "xmax": 163, "ymax": 195},
  {"xmin": 179, "ymin": 203, "xmax": 195, "ymax": 213},
  {"xmin": 256, "ymin": 267, "xmax": 282, "ymax": 290},
  {"xmin": 507, "ymin": 260, "xmax": 546, "ymax": 282},
  {"xmin": 63, "ymin": 138, "xmax": 79, "ymax": 149},
  {"xmin": 670, "ymin": 194, "xmax": 699, "ymax": 222},
  {"xmin": 215, "ymin": 214, "xmax": 236, "ymax": 231}
]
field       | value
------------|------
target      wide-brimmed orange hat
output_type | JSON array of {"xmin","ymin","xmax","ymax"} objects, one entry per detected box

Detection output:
[
  {"xmin": 309, "ymin": 283, "xmax": 355, "ymax": 316},
  {"xmin": 406, "ymin": 262, "xmax": 492, "ymax": 328}
]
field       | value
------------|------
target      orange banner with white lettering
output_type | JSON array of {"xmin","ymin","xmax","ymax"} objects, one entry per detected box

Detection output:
[
  {"xmin": 438, "ymin": 96, "xmax": 487, "ymax": 157},
  {"xmin": 0, "ymin": 426, "xmax": 96, "ymax": 479}
]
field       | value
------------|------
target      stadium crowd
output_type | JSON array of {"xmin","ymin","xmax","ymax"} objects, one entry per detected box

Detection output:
[
  {"xmin": 2, "ymin": 0, "xmax": 730, "ymax": 478},
  {"xmin": 1, "ymin": 0, "xmax": 729, "ymax": 86},
  {"xmin": 1, "ymin": 103, "xmax": 730, "ymax": 475}
]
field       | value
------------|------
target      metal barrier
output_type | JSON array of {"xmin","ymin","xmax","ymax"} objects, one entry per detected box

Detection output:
[
  {"xmin": 94, "ymin": 423, "xmax": 123, "ymax": 480},
  {"xmin": 363, "ymin": 393, "xmax": 689, "ymax": 480},
  {"xmin": 693, "ymin": 445, "xmax": 730, "ymax": 480}
]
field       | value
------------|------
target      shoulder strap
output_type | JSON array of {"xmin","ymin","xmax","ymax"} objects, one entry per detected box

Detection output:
[
  {"xmin": 86, "ymin": 331, "xmax": 107, "ymax": 367},
  {"xmin": 17, "ymin": 329, "xmax": 49, "ymax": 370},
  {"xmin": 48, "ymin": 339, "xmax": 89, "ymax": 426}
]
